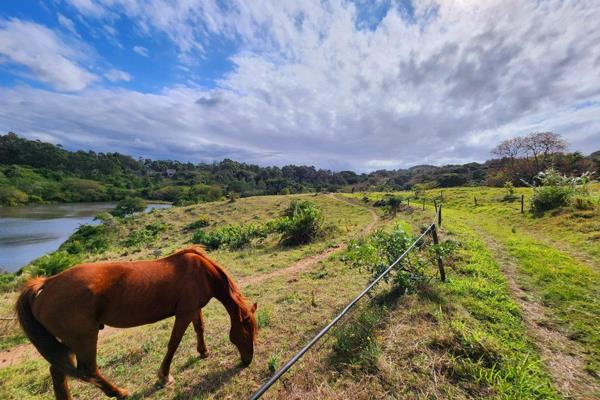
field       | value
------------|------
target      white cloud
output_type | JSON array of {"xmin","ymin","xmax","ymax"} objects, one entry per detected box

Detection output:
[
  {"xmin": 104, "ymin": 68, "xmax": 131, "ymax": 82},
  {"xmin": 3, "ymin": 1, "xmax": 600, "ymax": 169},
  {"xmin": 57, "ymin": 13, "xmax": 79, "ymax": 36},
  {"xmin": 0, "ymin": 18, "xmax": 96, "ymax": 91},
  {"xmin": 132, "ymin": 45, "xmax": 149, "ymax": 57}
]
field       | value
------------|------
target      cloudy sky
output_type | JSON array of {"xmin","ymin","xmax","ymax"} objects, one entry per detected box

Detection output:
[{"xmin": 0, "ymin": 0, "xmax": 599, "ymax": 171}]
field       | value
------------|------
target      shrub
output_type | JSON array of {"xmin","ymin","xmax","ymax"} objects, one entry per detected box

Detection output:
[
  {"xmin": 531, "ymin": 186, "xmax": 573, "ymax": 213},
  {"xmin": 0, "ymin": 186, "xmax": 28, "ymax": 205},
  {"xmin": 27, "ymin": 251, "xmax": 81, "ymax": 277},
  {"xmin": 530, "ymin": 169, "xmax": 575, "ymax": 213},
  {"xmin": 275, "ymin": 200, "xmax": 325, "ymax": 246},
  {"xmin": 342, "ymin": 224, "xmax": 429, "ymax": 292},
  {"xmin": 571, "ymin": 195, "xmax": 596, "ymax": 210},
  {"xmin": 185, "ymin": 215, "xmax": 210, "ymax": 230},
  {"xmin": 192, "ymin": 224, "xmax": 267, "ymax": 250},
  {"xmin": 501, "ymin": 181, "xmax": 517, "ymax": 202},
  {"xmin": 123, "ymin": 222, "xmax": 166, "ymax": 247},
  {"xmin": 111, "ymin": 197, "xmax": 146, "ymax": 217},
  {"xmin": 61, "ymin": 224, "xmax": 109, "ymax": 254}
]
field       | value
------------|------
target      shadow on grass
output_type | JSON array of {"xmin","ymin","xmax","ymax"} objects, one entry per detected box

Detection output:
[{"xmin": 128, "ymin": 362, "xmax": 244, "ymax": 399}]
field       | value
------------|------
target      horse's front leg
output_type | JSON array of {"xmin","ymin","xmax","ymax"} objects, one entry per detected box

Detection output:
[
  {"xmin": 192, "ymin": 309, "xmax": 209, "ymax": 358},
  {"xmin": 157, "ymin": 313, "xmax": 194, "ymax": 386}
]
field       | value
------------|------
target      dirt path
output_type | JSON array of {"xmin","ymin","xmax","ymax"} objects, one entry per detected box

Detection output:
[
  {"xmin": 474, "ymin": 225, "xmax": 600, "ymax": 399},
  {"xmin": 0, "ymin": 194, "xmax": 379, "ymax": 369}
]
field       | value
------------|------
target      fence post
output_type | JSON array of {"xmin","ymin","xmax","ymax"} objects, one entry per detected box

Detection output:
[
  {"xmin": 437, "ymin": 204, "xmax": 442, "ymax": 227},
  {"xmin": 474, "ymin": 196, "xmax": 477, "ymax": 207},
  {"xmin": 440, "ymin": 190, "xmax": 444, "ymax": 202},
  {"xmin": 407, "ymin": 198, "xmax": 410, "ymax": 207},
  {"xmin": 422, "ymin": 199, "xmax": 425, "ymax": 211},
  {"xmin": 431, "ymin": 225, "xmax": 445, "ymax": 282},
  {"xmin": 521, "ymin": 195, "xmax": 524, "ymax": 214}
]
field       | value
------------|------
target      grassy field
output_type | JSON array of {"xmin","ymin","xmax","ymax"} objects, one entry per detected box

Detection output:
[{"xmin": 1, "ymin": 187, "xmax": 599, "ymax": 399}]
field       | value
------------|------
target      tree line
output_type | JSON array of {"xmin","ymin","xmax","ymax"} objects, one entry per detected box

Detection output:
[{"xmin": 0, "ymin": 132, "xmax": 598, "ymax": 205}]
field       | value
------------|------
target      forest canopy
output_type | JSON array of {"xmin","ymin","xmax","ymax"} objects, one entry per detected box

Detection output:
[{"xmin": 0, "ymin": 132, "xmax": 597, "ymax": 206}]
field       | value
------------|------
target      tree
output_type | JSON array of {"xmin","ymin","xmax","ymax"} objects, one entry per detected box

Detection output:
[
  {"xmin": 524, "ymin": 132, "xmax": 566, "ymax": 173},
  {"xmin": 491, "ymin": 137, "xmax": 525, "ymax": 181},
  {"xmin": 111, "ymin": 196, "xmax": 146, "ymax": 217}
]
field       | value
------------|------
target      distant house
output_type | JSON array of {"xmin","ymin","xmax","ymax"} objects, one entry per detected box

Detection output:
[{"xmin": 164, "ymin": 168, "xmax": 176, "ymax": 178}]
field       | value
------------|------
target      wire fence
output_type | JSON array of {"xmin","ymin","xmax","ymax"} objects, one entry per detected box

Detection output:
[{"xmin": 249, "ymin": 205, "xmax": 444, "ymax": 400}]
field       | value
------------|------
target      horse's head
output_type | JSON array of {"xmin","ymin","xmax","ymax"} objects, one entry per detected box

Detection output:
[{"xmin": 230, "ymin": 302, "xmax": 257, "ymax": 366}]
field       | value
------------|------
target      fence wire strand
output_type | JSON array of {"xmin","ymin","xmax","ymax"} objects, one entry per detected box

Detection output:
[{"xmin": 249, "ymin": 205, "xmax": 441, "ymax": 400}]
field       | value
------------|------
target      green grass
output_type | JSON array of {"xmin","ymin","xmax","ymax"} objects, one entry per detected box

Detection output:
[
  {"xmin": 456, "ymin": 209, "xmax": 600, "ymax": 375},
  {"xmin": 3, "ymin": 186, "xmax": 600, "ymax": 398}
]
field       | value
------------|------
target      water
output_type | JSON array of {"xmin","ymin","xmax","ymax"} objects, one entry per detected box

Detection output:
[{"xmin": 0, "ymin": 202, "xmax": 171, "ymax": 273}]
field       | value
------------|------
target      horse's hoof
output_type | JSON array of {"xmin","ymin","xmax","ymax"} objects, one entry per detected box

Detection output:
[
  {"xmin": 156, "ymin": 370, "xmax": 174, "ymax": 387},
  {"xmin": 116, "ymin": 388, "xmax": 129, "ymax": 399},
  {"xmin": 199, "ymin": 350, "xmax": 209, "ymax": 359}
]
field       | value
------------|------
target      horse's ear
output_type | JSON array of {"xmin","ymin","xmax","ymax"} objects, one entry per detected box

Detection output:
[{"xmin": 252, "ymin": 302, "xmax": 257, "ymax": 312}]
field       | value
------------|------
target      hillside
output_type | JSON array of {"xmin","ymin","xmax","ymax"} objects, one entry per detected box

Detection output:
[
  {"xmin": 1, "ymin": 185, "xmax": 599, "ymax": 399},
  {"xmin": 4, "ymin": 132, "xmax": 598, "ymax": 206}
]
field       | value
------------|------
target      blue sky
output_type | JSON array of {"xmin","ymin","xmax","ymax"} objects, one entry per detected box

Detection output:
[{"xmin": 0, "ymin": 0, "xmax": 599, "ymax": 171}]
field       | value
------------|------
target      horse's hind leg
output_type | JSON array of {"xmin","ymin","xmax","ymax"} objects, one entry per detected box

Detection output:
[
  {"xmin": 192, "ymin": 309, "xmax": 209, "ymax": 358},
  {"xmin": 158, "ymin": 313, "xmax": 194, "ymax": 385},
  {"xmin": 50, "ymin": 365, "xmax": 71, "ymax": 400},
  {"xmin": 70, "ymin": 332, "xmax": 129, "ymax": 398}
]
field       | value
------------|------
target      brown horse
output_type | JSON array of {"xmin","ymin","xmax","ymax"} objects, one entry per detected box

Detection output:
[{"xmin": 16, "ymin": 247, "xmax": 258, "ymax": 400}]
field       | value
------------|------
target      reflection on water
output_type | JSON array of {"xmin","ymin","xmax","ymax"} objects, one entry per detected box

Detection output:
[{"xmin": 0, "ymin": 202, "xmax": 171, "ymax": 273}]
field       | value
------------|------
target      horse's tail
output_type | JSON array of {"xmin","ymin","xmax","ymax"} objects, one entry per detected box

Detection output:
[{"xmin": 16, "ymin": 277, "xmax": 81, "ymax": 378}]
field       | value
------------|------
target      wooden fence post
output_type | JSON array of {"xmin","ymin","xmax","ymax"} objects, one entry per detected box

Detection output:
[
  {"xmin": 440, "ymin": 190, "xmax": 444, "ymax": 202},
  {"xmin": 407, "ymin": 198, "xmax": 410, "ymax": 207},
  {"xmin": 474, "ymin": 196, "xmax": 477, "ymax": 207},
  {"xmin": 521, "ymin": 195, "xmax": 524, "ymax": 214},
  {"xmin": 422, "ymin": 199, "xmax": 425, "ymax": 211},
  {"xmin": 431, "ymin": 225, "xmax": 446, "ymax": 282},
  {"xmin": 437, "ymin": 204, "xmax": 442, "ymax": 227}
]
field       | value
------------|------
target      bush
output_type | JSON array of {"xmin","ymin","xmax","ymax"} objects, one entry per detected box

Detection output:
[
  {"xmin": 531, "ymin": 169, "xmax": 575, "ymax": 213},
  {"xmin": 61, "ymin": 224, "xmax": 110, "ymax": 254},
  {"xmin": 123, "ymin": 222, "xmax": 166, "ymax": 247},
  {"xmin": 111, "ymin": 196, "xmax": 146, "ymax": 217},
  {"xmin": 276, "ymin": 200, "xmax": 325, "ymax": 246},
  {"xmin": 27, "ymin": 251, "xmax": 81, "ymax": 277},
  {"xmin": 0, "ymin": 185, "xmax": 28, "ymax": 205},
  {"xmin": 185, "ymin": 215, "xmax": 210, "ymax": 230},
  {"xmin": 342, "ymin": 224, "xmax": 428, "ymax": 291},
  {"xmin": 192, "ymin": 224, "xmax": 267, "ymax": 250},
  {"xmin": 501, "ymin": 181, "xmax": 518, "ymax": 202},
  {"xmin": 571, "ymin": 195, "xmax": 597, "ymax": 210}
]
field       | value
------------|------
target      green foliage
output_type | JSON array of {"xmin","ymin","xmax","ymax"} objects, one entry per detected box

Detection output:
[
  {"xmin": 530, "ymin": 169, "xmax": 579, "ymax": 213},
  {"xmin": 343, "ymin": 224, "xmax": 425, "ymax": 291},
  {"xmin": 122, "ymin": 222, "xmax": 167, "ymax": 247},
  {"xmin": 26, "ymin": 251, "xmax": 82, "ymax": 277},
  {"xmin": 502, "ymin": 181, "xmax": 517, "ymax": 202},
  {"xmin": 267, "ymin": 353, "xmax": 280, "ymax": 373},
  {"xmin": 191, "ymin": 224, "xmax": 267, "ymax": 250},
  {"xmin": 111, "ymin": 197, "xmax": 146, "ymax": 217},
  {"xmin": 185, "ymin": 215, "xmax": 210, "ymax": 230},
  {"xmin": 275, "ymin": 200, "xmax": 325, "ymax": 246},
  {"xmin": 0, "ymin": 272, "xmax": 21, "ymax": 292},
  {"xmin": 0, "ymin": 185, "xmax": 28, "ymax": 205},
  {"xmin": 61, "ymin": 224, "xmax": 109, "ymax": 254},
  {"xmin": 331, "ymin": 307, "xmax": 382, "ymax": 369},
  {"xmin": 256, "ymin": 308, "xmax": 272, "ymax": 328}
]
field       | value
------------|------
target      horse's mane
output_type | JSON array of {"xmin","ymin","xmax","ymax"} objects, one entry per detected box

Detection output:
[{"xmin": 171, "ymin": 247, "xmax": 252, "ymax": 317}]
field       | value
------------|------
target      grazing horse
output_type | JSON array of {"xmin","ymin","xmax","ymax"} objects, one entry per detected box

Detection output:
[{"xmin": 16, "ymin": 247, "xmax": 258, "ymax": 400}]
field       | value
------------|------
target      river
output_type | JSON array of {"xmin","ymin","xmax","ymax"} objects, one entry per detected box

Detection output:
[{"xmin": 0, "ymin": 202, "xmax": 170, "ymax": 273}]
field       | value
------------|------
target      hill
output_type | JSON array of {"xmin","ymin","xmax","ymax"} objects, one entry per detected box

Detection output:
[{"xmin": 1, "ymin": 132, "xmax": 598, "ymax": 206}]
